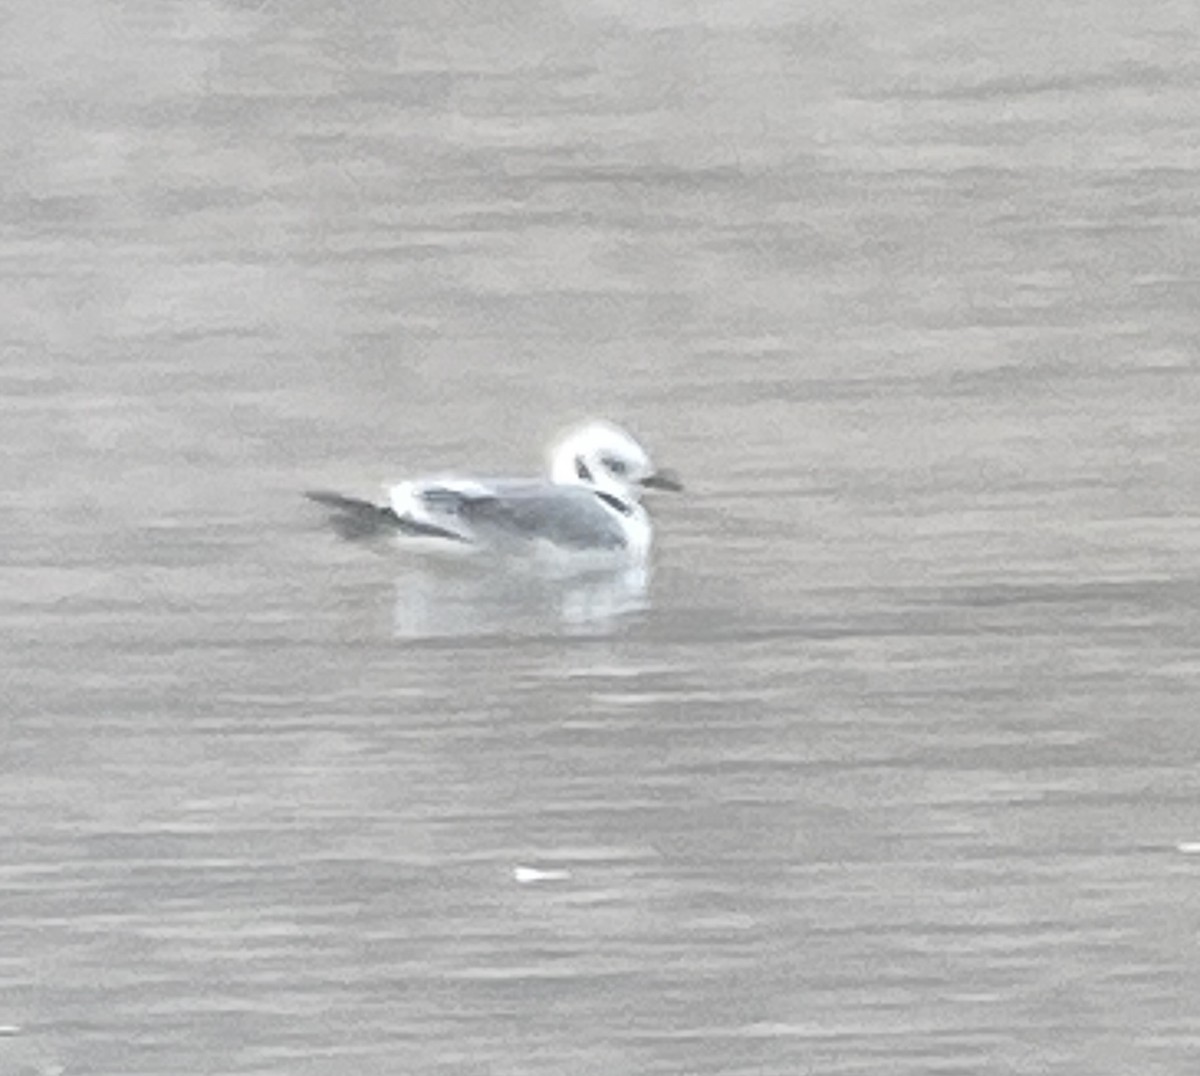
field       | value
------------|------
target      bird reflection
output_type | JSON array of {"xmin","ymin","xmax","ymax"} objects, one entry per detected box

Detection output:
[{"xmin": 391, "ymin": 562, "xmax": 650, "ymax": 639}]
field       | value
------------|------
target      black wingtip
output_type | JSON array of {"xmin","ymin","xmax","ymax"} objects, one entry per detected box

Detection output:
[
  {"xmin": 305, "ymin": 490, "xmax": 370, "ymax": 511},
  {"xmin": 305, "ymin": 489, "xmax": 473, "ymax": 544},
  {"xmin": 305, "ymin": 489, "xmax": 403, "ymax": 540}
]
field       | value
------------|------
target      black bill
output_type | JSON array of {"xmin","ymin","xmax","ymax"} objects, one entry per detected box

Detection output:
[{"xmin": 641, "ymin": 468, "xmax": 683, "ymax": 492}]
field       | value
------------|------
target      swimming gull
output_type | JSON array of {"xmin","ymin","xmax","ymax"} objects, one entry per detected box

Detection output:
[{"xmin": 306, "ymin": 420, "xmax": 681, "ymax": 568}]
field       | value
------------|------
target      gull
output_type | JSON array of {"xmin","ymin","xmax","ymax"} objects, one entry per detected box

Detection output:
[{"xmin": 306, "ymin": 420, "xmax": 681, "ymax": 570}]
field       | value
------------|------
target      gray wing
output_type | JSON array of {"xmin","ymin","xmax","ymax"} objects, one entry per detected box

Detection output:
[{"xmin": 420, "ymin": 481, "xmax": 628, "ymax": 551}]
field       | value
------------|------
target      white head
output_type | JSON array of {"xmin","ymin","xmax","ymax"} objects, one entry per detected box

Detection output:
[{"xmin": 549, "ymin": 420, "xmax": 682, "ymax": 500}]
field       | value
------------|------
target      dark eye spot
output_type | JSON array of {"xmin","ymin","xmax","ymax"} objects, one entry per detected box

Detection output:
[
  {"xmin": 603, "ymin": 456, "xmax": 629, "ymax": 476},
  {"xmin": 575, "ymin": 456, "xmax": 593, "ymax": 482}
]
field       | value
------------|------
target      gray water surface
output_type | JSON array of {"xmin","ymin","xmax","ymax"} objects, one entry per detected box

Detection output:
[{"xmin": 4, "ymin": 1, "xmax": 1200, "ymax": 1073}]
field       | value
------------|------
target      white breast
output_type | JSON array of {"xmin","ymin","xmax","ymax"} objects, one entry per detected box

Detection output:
[{"xmin": 615, "ymin": 502, "xmax": 652, "ymax": 562}]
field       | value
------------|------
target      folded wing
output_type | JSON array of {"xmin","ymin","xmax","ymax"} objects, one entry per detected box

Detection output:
[{"xmin": 402, "ymin": 480, "xmax": 628, "ymax": 551}]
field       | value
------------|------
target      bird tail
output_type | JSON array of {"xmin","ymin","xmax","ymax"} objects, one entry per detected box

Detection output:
[
  {"xmin": 304, "ymin": 490, "xmax": 469, "ymax": 543},
  {"xmin": 304, "ymin": 490, "xmax": 404, "ymax": 540}
]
